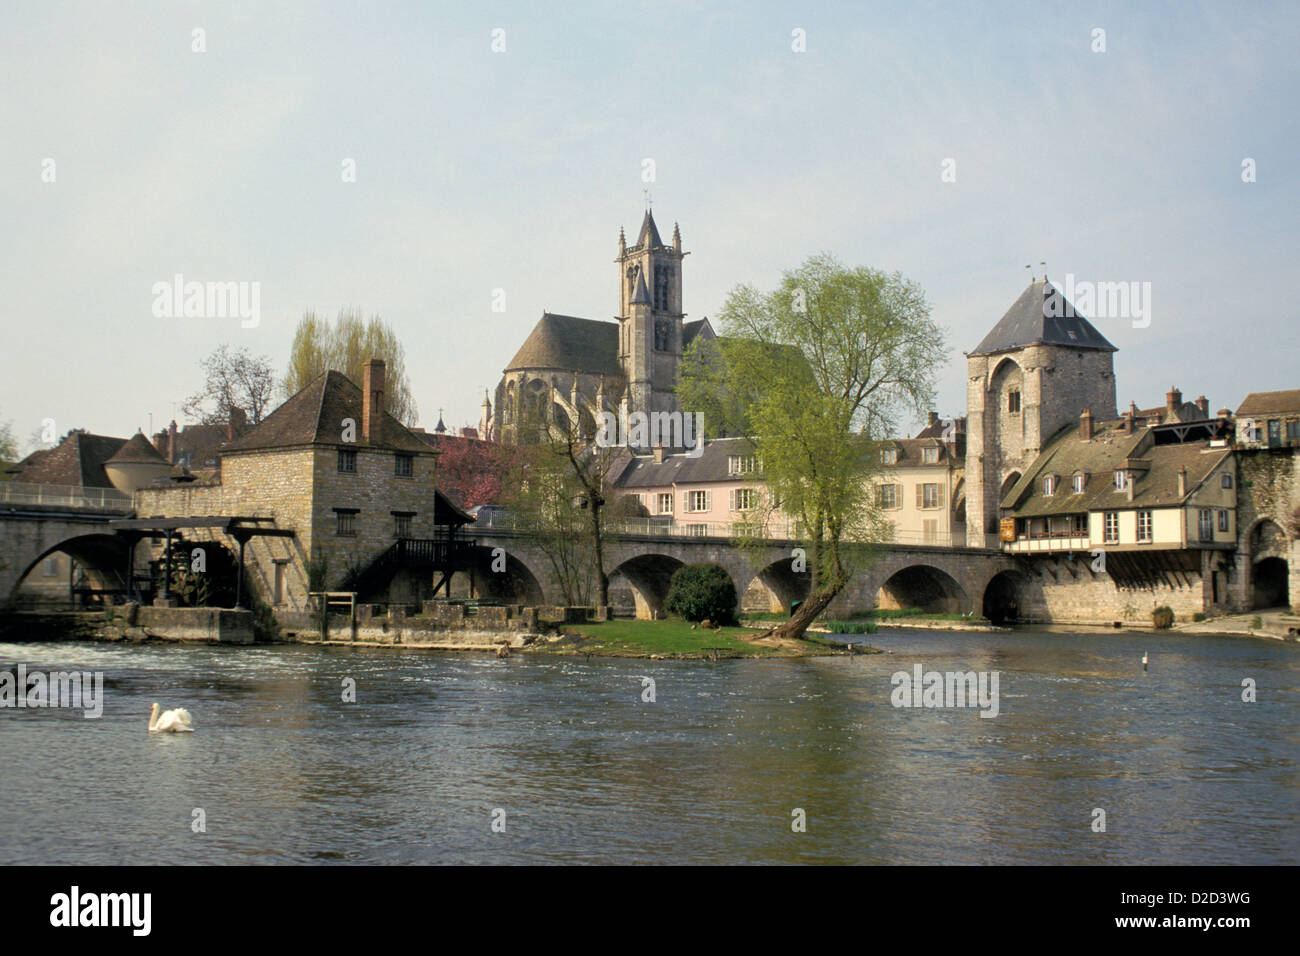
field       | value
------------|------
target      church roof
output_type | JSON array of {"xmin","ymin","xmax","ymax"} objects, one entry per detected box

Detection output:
[
  {"xmin": 504, "ymin": 313, "xmax": 621, "ymax": 377},
  {"xmin": 635, "ymin": 210, "xmax": 663, "ymax": 249},
  {"xmin": 970, "ymin": 279, "xmax": 1117, "ymax": 356},
  {"xmin": 683, "ymin": 318, "xmax": 713, "ymax": 348},
  {"xmin": 223, "ymin": 369, "xmax": 432, "ymax": 454}
]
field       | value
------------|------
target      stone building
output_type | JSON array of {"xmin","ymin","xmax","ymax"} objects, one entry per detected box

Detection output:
[
  {"xmin": 135, "ymin": 361, "xmax": 470, "ymax": 611},
  {"xmin": 485, "ymin": 210, "xmax": 715, "ymax": 445},
  {"xmin": 965, "ymin": 279, "xmax": 1118, "ymax": 548}
]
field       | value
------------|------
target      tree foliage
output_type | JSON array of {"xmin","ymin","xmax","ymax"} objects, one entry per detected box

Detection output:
[
  {"xmin": 283, "ymin": 309, "xmax": 418, "ymax": 426},
  {"xmin": 665, "ymin": 563, "xmax": 738, "ymax": 625},
  {"xmin": 0, "ymin": 412, "xmax": 17, "ymax": 465},
  {"xmin": 677, "ymin": 253, "xmax": 948, "ymax": 639},
  {"xmin": 181, "ymin": 345, "xmax": 277, "ymax": 425}
]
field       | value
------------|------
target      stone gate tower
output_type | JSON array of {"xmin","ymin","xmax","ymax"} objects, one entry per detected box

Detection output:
[
  {"xmin": 965, "ymin": 278, "xmax": 1118, "ymax": 548},
  {"xmin": 616, "ymin": 210, "xmax": 687, "ymax": 417}
]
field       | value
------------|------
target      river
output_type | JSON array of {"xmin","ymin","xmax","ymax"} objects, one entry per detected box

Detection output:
[{"xmin": 1, "ymin": 628, "xmax": 1295, "ymax": 864}]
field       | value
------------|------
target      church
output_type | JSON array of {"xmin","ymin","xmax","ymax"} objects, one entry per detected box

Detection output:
[{"xmin": 481, "ymin": 210, "xmax": 715, "ymax": 445}]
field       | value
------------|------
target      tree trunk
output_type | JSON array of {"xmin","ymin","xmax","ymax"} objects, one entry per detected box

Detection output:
[
  {"xmin": 769, "ymin": 584, "xmax": 839, "ymax": 641},
  {"xmin": 591, "ymin": 503, "xmax": 609, "ymax": 607}
]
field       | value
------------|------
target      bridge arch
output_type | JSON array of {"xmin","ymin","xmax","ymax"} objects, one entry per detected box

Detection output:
[
  {"xmin": 609, "ymin": 553, "xmax": 686, "ymax": 620},
  {"xmin": 982, "ymin": 569, "xmax": 1031, "ymax": 624},
  {"xmin": 741, "ymin": 559, "xmax": 811, "ymax": 613},
  {"xmin": 1246, "ymin": 519, "xmax": 1290, "ymax": 610},
  {"xmin": 8, "ymin": 532, "xmax": 131, "ymax": 606},
  {"xmin": 876, "ymin": 564, "xmax": 968, "ymax": 614},
  {"xmin": 450, "ymin": 544, "xmax": 545, "ymax": 605}
]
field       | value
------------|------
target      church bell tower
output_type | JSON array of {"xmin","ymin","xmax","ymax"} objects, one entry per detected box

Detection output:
[{"xmin": 616, "ymin": 210, "xmax": 686, "ymax": 418}]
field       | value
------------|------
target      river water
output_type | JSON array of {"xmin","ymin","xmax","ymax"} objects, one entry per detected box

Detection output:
[{"xmin": 0, "ymin": 628, "xmax": 1295, "ymax": 865}]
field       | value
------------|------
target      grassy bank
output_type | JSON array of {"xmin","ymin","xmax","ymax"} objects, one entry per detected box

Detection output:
[{"xmin": 529, "ymin": 618, "xmax": 855, "ymax": 659}]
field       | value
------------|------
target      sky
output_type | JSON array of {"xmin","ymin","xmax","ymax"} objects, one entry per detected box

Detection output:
[{"xmin": 2, "ymin": 0, "xmax": 1297, "ymax": 450}]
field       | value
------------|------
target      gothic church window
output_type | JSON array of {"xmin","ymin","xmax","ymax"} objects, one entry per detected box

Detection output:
[{"xmin": 655, "ymin": 318, "xmax": 671, "ymax": 351}]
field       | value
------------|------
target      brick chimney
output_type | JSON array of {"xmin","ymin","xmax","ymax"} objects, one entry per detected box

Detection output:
[
  {"xmin": 1177, "ymin": 465, "xmax": 1187, "ymax": 497},
  {"xmin": 167, "ymin": 420, "xmax": 177, "ymax": 464},
  {"xmin": 1080, "ymin": 408, "xmax": 1093, "ymax": 441},
  {"xmin": 1165, "ymin": 386, "xmax": 1182, "ymax": 422},
  {"xmin": 1194, "ymin": 395, "xmax": 1209, "ymax": 418},
  {"xmin": 928, "ymin": 411, "xmax": 939, "ymax": 428},
  {"xmin": 1123, "ymin": 407, "xmax": 1134, "ymax": 435},
  {"xmin": 363, "ymin": 359, "xmax": 385, "ymax": 444},
  {"xmin": 653, "ymin": 445, "xmax": 665, "ymax": 464}
]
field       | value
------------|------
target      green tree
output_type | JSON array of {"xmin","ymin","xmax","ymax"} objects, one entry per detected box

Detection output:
[
  {"xmin": 677, "ymin": 253, "xmax": 948, "ymax": 640},
  {"xmin": 283, "ymin": 308, "xmax": 419, "ymax": 426}
]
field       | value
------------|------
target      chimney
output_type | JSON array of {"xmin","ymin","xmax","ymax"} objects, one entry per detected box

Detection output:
[
  {"xmin": 653, "ymin": 445, "xmax": 665, "ymax": 464},
  {"xmin": 1177, "ymin": 465, "xmax": 1187, "ymax": 497},
  {"xmin": 226, "ymin": 405, "xmax": 247, "ymax": 442},
  {"xmin": 1216, "ymin": 407, "xmax": 1232, "ymax": 419},
  {"xmin": 1123, "ymin": 408, "xmax": 1134, "ymax": 435},
  {"xmin": 928, "ymin": 411, "xmax": 939, "ymax": 428},
  {"xmin": 1080, "ymin": 408, "xmax": 1093, "ymax": 441},
  {"xmin": 363, "ymin": 359, "xmax": 386, "ymax": 444},
  {"xmin": 1194, "ymin": 395, "xmax": 1209, "ymax": 417},
  {"xmin": 168, "ymin": 420, "xmax": 177, "ymax": 464},
  {"xmin": 1166, "ymin": 386, "xmax": 1182, "ymax": 421}
]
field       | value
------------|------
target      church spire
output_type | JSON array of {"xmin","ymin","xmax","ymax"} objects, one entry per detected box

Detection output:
[
  {"xmin": 636, "ymin": 210, "xmax": 662, "ymax": 249},
  {"xmin": 630, "ymin": 270, "xmax": 652, "ymax": 305}
]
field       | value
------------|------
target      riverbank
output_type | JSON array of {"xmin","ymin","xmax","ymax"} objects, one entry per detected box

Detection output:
[{"xmin": 530, "ymin": 618, "xmax": 874, "ymax": 659}]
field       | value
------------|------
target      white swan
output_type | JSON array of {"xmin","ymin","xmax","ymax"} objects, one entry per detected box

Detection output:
[{"xmin": 148, "ymin": 702, "xmax": 194, "ymax": 733}]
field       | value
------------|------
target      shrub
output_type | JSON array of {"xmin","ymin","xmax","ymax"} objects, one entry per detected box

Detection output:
[
  {"xmin": 1250, "ymin": 615, "xmax": 1263, "ymax": 630},
  {"xmin": 665, "ymin": 563, "xmax": 737, "ymax": 625},
  {"xmin": 827, "ymin": 620, "xmax": 878, "ymax": 634},
  {"xmin": 1152, "ymin": 606, "xmax": 1174, "ymax": 629},
  {"xmin": 1192, "ymin": 612, "xmax": 1206, "ymax": 622}
]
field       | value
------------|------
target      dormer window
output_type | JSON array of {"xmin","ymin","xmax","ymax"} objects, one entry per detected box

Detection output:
[
  {"xmin": 881, "ymin": 448, "xmax": 898, "ymax": 465},
  {"xmin": 1114, "ymin": 470, "xmax": 1127, "ymax": 490},
  {"xmin": 922, "ymin": 446, "xmax": 939, "ymax": 464},
  {"xmin": 1043, "ymin": 475, "xmax": 1057, "ymax": 496},
  {"xmin": 1072, "ymin": 472, "xmax": 1086, "ymax": 493}
]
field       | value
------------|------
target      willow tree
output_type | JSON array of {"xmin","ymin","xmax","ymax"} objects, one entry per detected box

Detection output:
[
  {"xmin": 677, "ymin": 253, "xmax": 948, "ymax": 640},
  {"xmin": 283, "ymin": 309, "xmax": 419, "ymax": 425}
]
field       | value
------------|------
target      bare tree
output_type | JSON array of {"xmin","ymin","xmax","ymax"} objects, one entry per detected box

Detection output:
[{"xmin": 182, "ymin": 345, "xmax": 277, "ymax": 425}]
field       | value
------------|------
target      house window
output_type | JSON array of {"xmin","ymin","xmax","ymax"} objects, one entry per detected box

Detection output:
[
  {"xmin": 687, "ymin": 490, "xmax": 711, "ymax": 513},
  {"xmin": 919, "ymin": 483, "xmax": 941, "ymax": 509},
  {"xmin": 338, "ymin": 449, "xmax": 356, "ymax": 473},
  {"xmin": 657, "ymin": 493, "xmax": 673, "ymax": 515},
  {"xmin": 880, "ymin": 448, "xmax": 898, "ymax": 465},
  {"xmin": 1008, "ymin": 390, "xmax": 1021, "ymax": 414},
  {"xmin": 1287, "ymin": 420, "xmax": 1300, "ymax": 441},
  {"xmin": 1103, "ymin": 511, "xmax": 1119, "ymax": 543},
  {"xmin": 393, "ymin": 512, "xmax": 414, "ymax": 537},
  {"xmin": 1072, "ymin": 514, "xmax": 1088, "ymax": 535},
  {"xmin": 394, "ymin": 454, "xmax": 413, "ymax": 478},
  {"xmin": 686, "ymin": 524, "xmax": 709, "ymax": 537},
  {"xmin": 922, "ymin": 446, "xmax": 939, "ymax": 464},
  {"xmin": 1114, "ymin": 470, "xmax": 1127, "ymax": 491},
  {"xmin": 1221, "ymin": 473, "xmax": 1233, "ymax": 489},
  {"xmin": 1043, "ymin": 475, "xmax": 1056, "ymax": 496},
  {"xmin": 43, "ymin": 556, "xmax": 60, "ymax": 577},
  {"xmin": 335, "ymin": 509, "xmax": 358, "ymax": 536},
  {"xmin": 877, "ymin": 484, "xmax": 899, "ymax": 509},
  {"xmin": 1072, "ymin": 473, "xmax": 1086, "ymax": 493},
  {"xmin": 1136, "ymin": 510, "xmax": 1152, "ymax": 542},
  {"xmin": 1198, "ymin": 509, "xmax": 1214, "ymax": 542},
  {"xmin": 1267, "ymin": 419, "xmax": 1281, "ymax": 446},
  {"xmin": 1217, "ymin": 509, "xmax": 1230, "ymax": 533},
  {"xmin": 731, "ymin": 488, "xmax": 758, "ymax": 511},
  {"xmin": 728, "ymin": 455, "xmax": 758, "ymax": 476}
]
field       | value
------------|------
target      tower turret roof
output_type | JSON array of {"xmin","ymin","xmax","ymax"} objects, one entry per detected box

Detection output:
[{"xmin": 970, "ymin": 279, "xmax": 1117, "ymax": 356}]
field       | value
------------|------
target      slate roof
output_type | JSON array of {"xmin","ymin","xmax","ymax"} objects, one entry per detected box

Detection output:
[
  {"xmin": 1236, "ymin": 389, "xmax": 1300, "ymax": 417},
  {"xmin": 630, "ymin": 271, "xmax": 652, "ymax": 306},
  {"xmin": 1001, "ymin": 419, "xmax": 1232, "ymax": 517},
  {"xmin": 107, "ymin": 431, "xmax": 169, "ymax": 465},
  {"xmin": 613, "ymin": 437, "xmax": 762, "ymax": 488},
  {"xmin": 152, "ymin": 422, "xmax": 240, "ymax": 473},
  {"xmin": 504, "ymin": 313, "xmax": 623, "ymax": 377},
  {"xmin": 682, "ymin": 318, "xmax": 713, "ymax": 348},
  {"xmin": 8, "ymin": 432, "xmax": 127, "ymax": 488},
  {"xmin": 970, "ymin": 279, "xmax": 1117, "ymax": 356},
  {"xmin": 880, "ymin": 437, "xmax": 962, "ymax": 468},
  {"xmin": 223, "ymin": 370, "xmax": 432, "ymax": 454},
  {"xmin": 635, "ymin": 210, "xmax": 663, "ymax": 249}
]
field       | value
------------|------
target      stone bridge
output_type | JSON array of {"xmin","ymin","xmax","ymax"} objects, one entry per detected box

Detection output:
[
  {"xmin": 0, "ymin": 494, "xmax": 1017, "ymax": 619},
  {"xmin": 0, "ymin": 502, "xmax": 135, "ymax": 605},
  {"xmin": 459, "ymin": 529, "xmax": 1017, "ymax": 620}
]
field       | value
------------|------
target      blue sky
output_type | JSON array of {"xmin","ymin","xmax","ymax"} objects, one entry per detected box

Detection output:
[{"xmin": 2, "ymin": 0, "xmax": 1296, "ymax": 447}]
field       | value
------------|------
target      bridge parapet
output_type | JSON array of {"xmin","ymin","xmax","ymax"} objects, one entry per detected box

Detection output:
[{"xmin": 0, "ymin": 482, "xmax": 132, "ymax": 513}]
